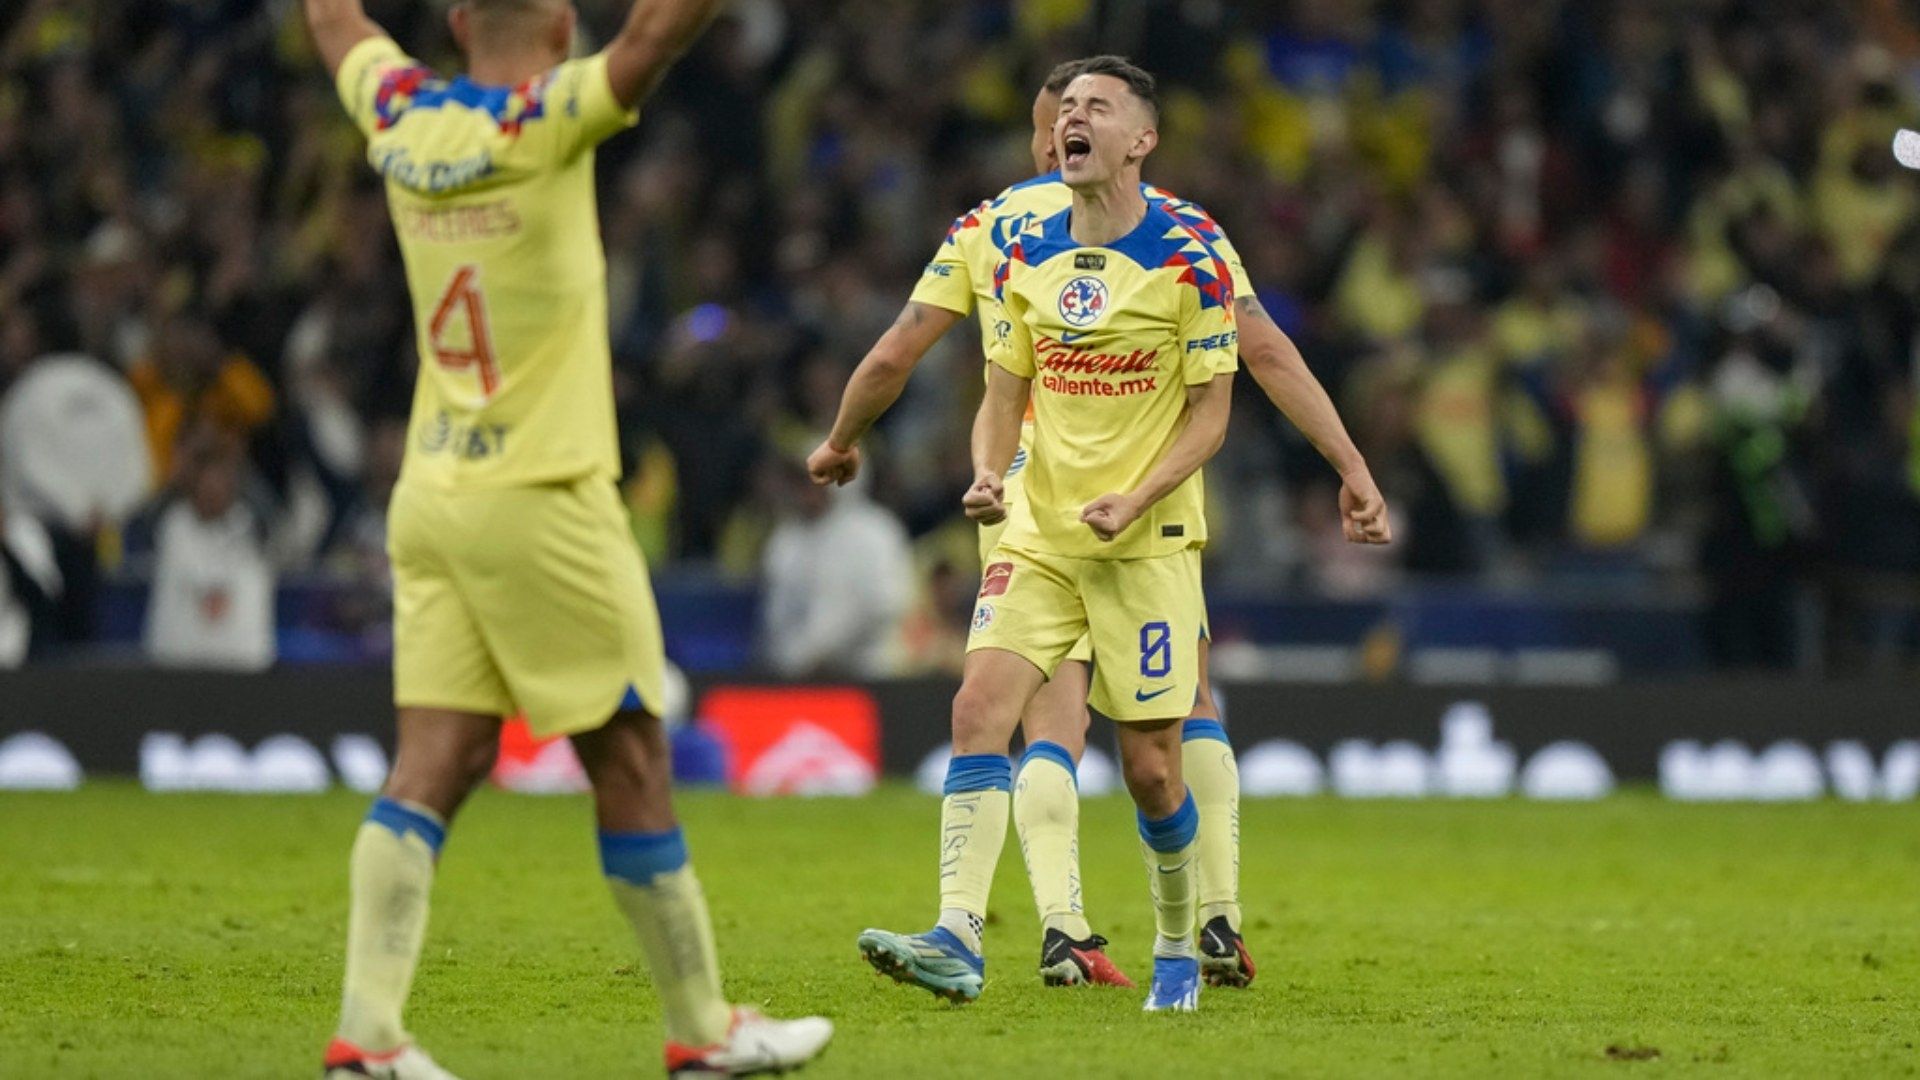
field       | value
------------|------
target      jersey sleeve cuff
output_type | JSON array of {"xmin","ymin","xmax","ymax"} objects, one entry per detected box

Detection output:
[
  {"xmin": 1182, "ymin": 351, "xmax": 1237, "ymax": 384},
  {"xmin": 907, "ymin": 282, "xmax": 973, "ymax": 316}
]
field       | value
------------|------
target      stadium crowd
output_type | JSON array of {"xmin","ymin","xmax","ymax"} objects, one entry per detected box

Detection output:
[{"xmin": 2, "ymin": 0, "xmax": 1919, "ymax": 672}]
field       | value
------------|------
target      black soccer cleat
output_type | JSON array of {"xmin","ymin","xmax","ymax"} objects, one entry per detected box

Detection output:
[
  {"xmin": 1037, "ymin": 928, "xmax": 1136, "ymax": 987},
  {"xmin": 1198, "ymin": 915, "xmax": 1256, "ymax": 988}
]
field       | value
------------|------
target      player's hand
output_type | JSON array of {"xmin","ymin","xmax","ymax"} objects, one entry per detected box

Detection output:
[
  {"xmin": 963, "ymin": 472, "xmax": 1006, "ymax": 524},
  {"xmin": 1080, "ymin": 492, "xmax": 1142, "ymax": 542},
  {"xmin": 806, "ymin": 439, "xmax": 861, "ymax": 486},
  {"xmin": 1339, "ymin": 470, "xmax": 1392, "ymax": 544}
]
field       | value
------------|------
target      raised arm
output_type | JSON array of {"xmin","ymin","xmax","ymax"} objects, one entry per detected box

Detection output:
[
  {"xmin": 807, "ymin": 301, "xmax": 965, "ymax": 486},
  {"xmin": 303, "ymin": 0, "xmax": 383, "ymax": 77},
  {"xmin": 605, "ymin": 0, "xmax": 730, "ymax": 110},
  {"xmin": 1237, "ymin": 296, "xmax": 1391, "ymax": 544},
  {"xmin": 1081, "ymin": 373, "xmax": 1233, "ymax": 542},
  {"xmin": 964, "ymin": 363, "xmax": 1031, "ymax": 526}
]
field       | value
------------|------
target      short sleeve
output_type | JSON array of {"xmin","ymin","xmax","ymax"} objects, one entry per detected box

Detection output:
[
  {"xmin": 1178, "ymin": 276, "xmax": 1239, "ymax": 386},
  {"xmin": 542, "ymin": 52, "xmax": 640, "ymax": 159},
  {"xmin": 990, "ymin": 271, "xmax": 1036, "ymax": 379},
  {"xmin": 1154, "ymin": 190, "xmax": 1256, "ymax": 306},
  {"xmin": 334, "ymin": 36, "xmax": 421, "ymax": 137},
  {"xmin": 1208, "ymin": 226, "xmax": 1256, "ymax": 301},
  {"xmin": 907, "ymin": 213, "xmax": 979, "ymax": 315}
]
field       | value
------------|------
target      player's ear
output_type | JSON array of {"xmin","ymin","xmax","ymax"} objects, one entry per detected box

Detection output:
[
  {"xmin": 1130, "ymin": 124, "xmax": 1159, "ymax": 164},
  {"xmin": 447, "ymin": 3, "xmax": 472, "ymax": 55}
]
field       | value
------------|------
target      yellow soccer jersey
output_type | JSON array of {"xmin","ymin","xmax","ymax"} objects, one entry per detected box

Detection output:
[
  {"xmin": 909, "ymin": 173, "xmax": 1252, "ymax": 354},
  {"xmin": 992, "ymin": 201, "xmax": 1240, "ymax": 560},
  {"xmin": 335, "ymin": 37, "xmax": 637, "ymax": 490},
  {"xmin": 908, "ymin": 173, "xmax": 1252, "ymax": 488}
]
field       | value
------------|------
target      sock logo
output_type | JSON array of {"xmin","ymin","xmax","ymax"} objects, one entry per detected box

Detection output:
[{"xmin": 939, "ymin": 794, "xmax": 982, "ymax": 880}]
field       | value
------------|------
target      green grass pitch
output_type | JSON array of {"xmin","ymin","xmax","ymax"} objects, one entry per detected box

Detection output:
[{"xmin": 1, "ymin": 784, "xmax": 1915, "ymax": 1077}]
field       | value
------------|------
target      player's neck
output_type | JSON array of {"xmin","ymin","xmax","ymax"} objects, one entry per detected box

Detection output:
[
  {"xmin": 466, "ymin": 46, "xmax": 560, "ymax": 87},
  {"xmin": 1068, "ymin": 177, "xmax": 1147, "ymax": 248}
]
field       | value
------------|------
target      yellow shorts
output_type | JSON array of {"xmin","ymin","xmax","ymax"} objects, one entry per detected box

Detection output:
[
  {"xmin": 977, "ymin": 466, "xmax": 1094, "ymax": 664},
  {"xmin": 968, "ymin": 544, "xmax": 1204, "ymax": 721},
  {"xmin": 389, "ymin": 475, "xmax": 667, "ymax": 738}
]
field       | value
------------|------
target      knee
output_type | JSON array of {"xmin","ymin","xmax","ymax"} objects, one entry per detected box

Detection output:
[
  {"xmin": 950, "ymin": 681, "xmax": 1013, "ymax": 753},
  {"xmin": 460, "ymin": 734, "xmax": 499, "ymax": 788},
  {"xmin": 1122, "ymin": 753, "xmax": 1180, "ymax": 814},
  {"xmin": 574, "ymin": 716, "xmax": 669, "ymax": 794},
  {"xmin": 387, "ymin": 733, "xmax": 495, "ymax": 814}
]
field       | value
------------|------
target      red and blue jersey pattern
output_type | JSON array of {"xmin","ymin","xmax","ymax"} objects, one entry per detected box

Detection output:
[{"xmin": 373, "ymin": 66, "xmax": 551, "ymax": 135}]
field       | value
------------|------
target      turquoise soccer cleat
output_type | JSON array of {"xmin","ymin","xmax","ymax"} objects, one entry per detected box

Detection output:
[
  {"xmin": 1143, "ymin": 955, "xmax": 1201, "ymax": 1012},
  {"xmin": 856, "ymin": 926, "xmax": 985, "ymax": 1003}
]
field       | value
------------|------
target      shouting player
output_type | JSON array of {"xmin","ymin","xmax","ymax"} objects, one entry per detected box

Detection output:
[
  {"xmin": 303, "ymin": 0, "xmax": 832, "ymax": 1075},
  {"xmin": 810, "ymin": 58, "xmax": 1389, "ymax": 994},
  {"xmin": 858, "ymin": 58, "xmax": 1248, "ymax": 1013}
]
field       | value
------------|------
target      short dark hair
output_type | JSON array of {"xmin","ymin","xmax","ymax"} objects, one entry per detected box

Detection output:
[
  {"xmin": 1047, "ymin": 55, "xmax": 1158, "ymax": 122},
  {"xmin": 1042, "ymin": 59, "xmax": 1089, "ymax": 95}
]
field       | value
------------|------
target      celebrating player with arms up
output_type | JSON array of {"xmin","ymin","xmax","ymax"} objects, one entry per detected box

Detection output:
[
  {"xmin": 811, "ymin": 58, "xmax": 1389, "ymax": 996},
  {"xmin": 857, "ymin": 58, "xmax": 1252, "ymax": 1013},
  {"xmin": 303, "ymin": 0, "xmax": 831, "ymax": 1075}
]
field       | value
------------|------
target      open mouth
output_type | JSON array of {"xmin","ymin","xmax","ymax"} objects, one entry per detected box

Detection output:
[{"xmin": 1062, "ymin": 130, "xmax": 1092, "ymax": 169}]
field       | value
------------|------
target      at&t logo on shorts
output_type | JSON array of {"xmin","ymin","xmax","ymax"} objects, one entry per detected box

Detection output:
[
  {"xmin": 1057, "ymin": 276, "xmax": 1108, "ymax": 327},
  {"xmin": 972, "ymin": 604, "xmax": 995, "ymax": 632}
]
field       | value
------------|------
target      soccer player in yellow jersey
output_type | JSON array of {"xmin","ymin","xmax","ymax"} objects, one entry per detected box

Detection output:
[
  {"xmin": 302, "ymin": 0, "xmax": 831, "ymax": 1075},
  {"xmin": 849, "ymin": 57, "xmax": 1319, "ymax": 1013},
  {"xmin": 813, "ymin": 58, "xmax": 1388, "ymax": 1000}
]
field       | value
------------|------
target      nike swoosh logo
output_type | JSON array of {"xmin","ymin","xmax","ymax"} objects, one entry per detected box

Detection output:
[
  {"xmin": 1060, "ymin": 331, "xmax": 1092, "ymax": 343},
  {"xmin": 1135, "ymin": 687, "xmax": 1174, "ymax": 702}
]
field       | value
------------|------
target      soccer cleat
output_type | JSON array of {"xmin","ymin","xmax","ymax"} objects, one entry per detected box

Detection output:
[
  {"xmin": 664, "ymin": 1006, "xmax": 834, "ymax": 1077},
  {"xmin": 1142, "ymin": 955, "xmax": 1201, "ymax": 1012},
  {"xmin": 1198, "ymin": 915, "xmax": 1257, "ymax": 988},
  {"xmin": 321, "ymin": 1038, "xmax": 460, "ymax": 1079},
  {"xmin": 856, "ymin": 925, "xmax": 984, "ymax": 1003},
  {"xmin": 1037, "ymin": 929, "xmax": 1136, "ymax": 988}
]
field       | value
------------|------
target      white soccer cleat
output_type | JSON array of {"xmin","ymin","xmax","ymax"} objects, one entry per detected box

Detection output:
[
  {"xmin": 664, "ymin": 1007, "xmax": 834, "ymax": 1077},
  {"xmin": 321, "ymin": 1038, "xmax": 461, "ymax": 1079}
]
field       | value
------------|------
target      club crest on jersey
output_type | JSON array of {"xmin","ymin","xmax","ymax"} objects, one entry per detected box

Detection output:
[
  {"xmin": 972, "ymin": 604, "xmax": 996, "ymax": 632},
  {"xmin": 1057, "ymin": 276, "xmax": 1108, "ymax": 328}
]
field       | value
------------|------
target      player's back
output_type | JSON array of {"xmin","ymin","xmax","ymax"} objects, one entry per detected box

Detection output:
[{"xmin": 335, "ymin": 39, "xmax": 638, "ymax": 491}]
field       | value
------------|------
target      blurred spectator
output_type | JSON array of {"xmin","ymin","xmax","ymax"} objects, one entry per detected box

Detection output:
[
  {"xmin": 759, "ymin": 461, "xmax": 912, "ymax": 678},
  {"xmin": 0, "ymin": 491, "xmax": 61, "ymax": 666},
  {"xmin": 0, "ymin": 0, "xmax": 1917, "ymax": 672},
  {"xmin": 1699, "ymin": 287, "xmax": 1818, "ymax": 669},
  {"xmin": 126, "ymin": 309, "xmax": 275, "ymax": 487},
  {"xmin": 143, "ymin": 432, "xmax": 274, "ymax": 671},
  {"xmin": 0, "ymin": 352, "xmax": 151, "ymax": 645}
]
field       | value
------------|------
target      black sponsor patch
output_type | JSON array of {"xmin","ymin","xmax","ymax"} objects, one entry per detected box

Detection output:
[
  {"xmin": 1161, "ymin": 524, "xmax": 1185, "ymax": 538},
  {"xmin": 1074, "ymin": 253, "xmax": 1107, "ymax": 271}
]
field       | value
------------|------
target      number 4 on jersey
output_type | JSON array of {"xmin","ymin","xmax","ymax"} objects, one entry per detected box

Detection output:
[{"xmin": 429, "ymin": 264, "xmax": 501, "ymax": 399}]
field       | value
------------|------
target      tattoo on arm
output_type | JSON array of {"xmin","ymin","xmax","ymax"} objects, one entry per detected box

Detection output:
[
  {"xmin": 1236, "ymin": 295, "xmax": 1269, "ymax": 322},
  {"xmin": 895, "ymin": 305, "xmax": 925, "ymax": 330}
]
